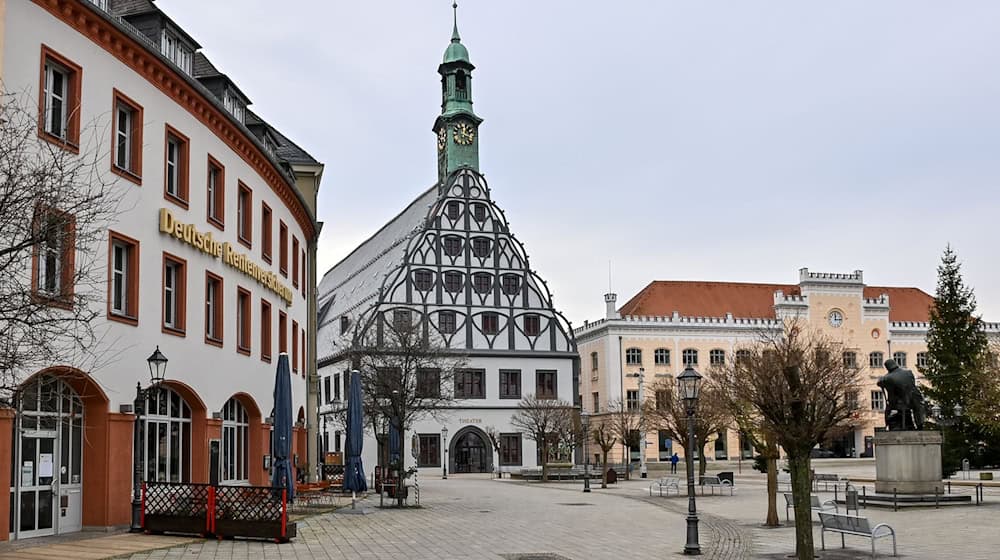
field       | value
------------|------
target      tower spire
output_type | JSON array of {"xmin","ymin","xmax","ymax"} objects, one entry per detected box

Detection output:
[{"xmin": 452, "ymin": 2, "xmax": 460, "ymax": 42}]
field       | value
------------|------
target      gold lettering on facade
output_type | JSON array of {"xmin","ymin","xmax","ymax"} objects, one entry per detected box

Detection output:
[{"xmin": 158, "ymin": 208, "xmax": 293, "ymax": 305}]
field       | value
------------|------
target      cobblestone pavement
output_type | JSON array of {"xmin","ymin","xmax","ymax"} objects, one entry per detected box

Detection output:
[
  {"xmin": 126, "ymin": 475, "xmax": 692, "ymax": 560},
  {"xmin": 122, "ymin": 468, "xmax": 1000, "ymax": 560}
]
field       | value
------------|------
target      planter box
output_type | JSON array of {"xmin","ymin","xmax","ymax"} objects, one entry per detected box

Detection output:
[
  {"xmin": 143, "ymin": 514, "xmax": 209, "ymax": 537},
  {"xmin": 215, "ymin": 519, "xmax": 296, "ymax": 542},
  {"xmin": 981, "ymin": 472, "xmax": 994, "ymax": 481}
]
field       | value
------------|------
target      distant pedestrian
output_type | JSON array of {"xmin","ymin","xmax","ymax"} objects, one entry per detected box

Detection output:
[{"xmin": 670, "ymin": 452, "xmax": 679, "ymax": 474}]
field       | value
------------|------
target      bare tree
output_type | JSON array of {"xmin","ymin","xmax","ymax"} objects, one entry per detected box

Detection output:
[
  {"xmin": 645, "ymin": 378, "xmax": 731, "ymax": 477},
  {"xmin": 484, "ymin": 425, "xmax": 503, "ymax": 478},
  {"xmin": 349, "ymin": 318, "xmax": 467, "ymax": 505},
  {"xmin": 715, "ymin": 322, "xmax": 862, "ymax": 560},
  {"xmin": 0, "ymin": 91, "xmax": 121, "ymax": 398},
  {"xmin": 591, "ymin": 419, "xmax": 617, "ymax": 488},
  {"xmin": 606, "ymin": 398, "xmax": 644, "ymax": 480},
  {"xmin": 510, "ymin": 394, "xmax": 574, "ymax": 482}
]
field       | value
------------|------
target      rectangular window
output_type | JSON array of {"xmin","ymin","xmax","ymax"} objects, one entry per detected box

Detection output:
[
  {"xmin": 869, "ymin": 352, "xmax": 884, "ymax": 368},
  {"xmin": 301, "ymin": 248, "xmax": 307, "ymax": 298},
  {"xmin": 334, "ymin": 431, "xmax": 342, "ymax": 453},
  {"xmin": 237, "ymin": 183, "xmax": 252, "ymax": 248},
  {"xmin": 163, "ymin": 125, "xmax": 190, "ymax": 206},
  {"xmin": 843, "ymin": 351, "xmax": 857, "ymax": 368},
  {"xmin": 655, "ymin": 390, "xmax": 669, "ymax": 410},
  {"xmin": 710, "ymin": 349, "xmax": 726, "ymax": 366},
  {"xmin": 107, "ymin": 231, "xmax": 139, "ymax": 324},
  {"xmin": 524, "ymin": 314, "xmax": 541, "ymax": 337},
  {"xmin": 292, "ymin": 319, "xmax": 299, "ymax": 373},
  {"xmin": 482, "ymin": 312, "xmax": 499, "ymax": 335},
  {"xmin": 536, "ymin": 370, "xmax": 557, "ymax": 400},
  {"xmin": 500, "ymin": 434, "xmax": 522, "ymax": 466},
  {"xmin": 323, "ymin": 376, "xmax": 332, "ymax": 404},
  {"xmin": 846, "ymin": 391, "xmax": 859, "ymax": 411},
  {"xmin": 682, "ymin": 349, "xmax": 699, "ymax": 366},
  {"xmin": 32, "ymin": 207, "xmax": 75, "ymax": 305},
  {"xmin": 278, "ymin": 311, "xmax": 287, "ymax": 353},
  {"xmin": 416, "ymin": 368, "xmax": 441, "ymax": 398},
  {"xmin": 39, "ymin": 46, "xmax": 82, "ymax": 148},
  {"xmin": 261, "ymin": 299, "xmax": 272, "ymax": 362},
  {"xmin": 917, "ymin": 352, "xmax": 929, "ymax": 369},
  {"xmin": 627, "ymin": 389, "xmax": 639, "ymax": 411},
  {"xmin": 654, "ymin": 348, "xmax": 670, "ymax": 365},
  {"xmin": 871, "ymin": 390, "xmax": 885, "ymax": 411},
  {"xmin": 417, "ymin": 434, "xmax": 441, "ymax": 467},
  {"xmin": 893, "ymin": 352, "xmax": 907, "ymax": 367},
  {"xmin": 455, "ymin": 369, "xmax": 485, "ymax": 399},
  {"xmin": 393, "ymin": 309, "xmax": 412, "ymax": 331},
  {"xmin": 292, "ymin": 236, "xmax": 300, "ymax": 288},
  {"xmin": 162, "ymin": 253, "xmax": 187, "ymax": 335},
  {"xmin": 111, "ymin": 90, "xmax": 143, "ymax": 182},
  {"xmin": 236, "ymin": 286, "xmax": 251, "ymax": 355},
  {"xmin": 279, "ymin": 221, "xmax": 288, "ymax": 276},
  {"xmin": 160, "ymin": 31, "xmax": 193, "ymax": 74},
  {"xmin": 204, "ymin": 272, "xmax": 223, "ymax": 345},
  {"xmin": 334, "ymin": 373, "xmax": 342, "ymax": 401},
  {"xmin": 591, "ymin": 352, "xmax": 599, "ymax": 371},
  {"xmin": 592, "ymin": 392, "xmax": 600, "ymax": 413},
  {"xmin": 261, "ymin": 202, "xmax": 273, "ymax": 263},
  {"xmin": 625, "ymin": 348, "xmax": 642, "ymax": 365},
  {"xmin": 340, "ymin": 315, "xmax": 350, "ymax": 335},
  {"xmin": 301, "ymin": 329, "xmax": 306, "ymax": 377},
  {"xmin": 206, "ymin": 156, "xmax": 224, "ymax": 229},
  {"xmin": 499, "ymin": 369, "xmax": 521, "ymax": 399}
]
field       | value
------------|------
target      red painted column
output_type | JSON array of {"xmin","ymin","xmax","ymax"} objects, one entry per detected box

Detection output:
[{"xmin": 0, "ymin": 408, "xmax": 14, "ymax": 541}]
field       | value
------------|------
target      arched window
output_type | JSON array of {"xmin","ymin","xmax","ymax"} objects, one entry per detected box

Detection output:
[
  {"xmin": 413, "ymin": 270, "xmax": 433, "ymax": 292},
  {"xmin": 442, "ymin": 236, "xmax": 463, "ymax": 257},
  {"xmin": 455, "ymin": 71, "xmax": 467, "ymax": 93},
  {"xmin": 221, "ymin": 398, "xmax": 249, "ymax": 484},
  {"xmin": 682, "ymin": 349, "xmax": 698, "ymax": 366},
  {"xmin": 142, "ymin": 386, "xmax": 192, "ymax": 483},
  {"xmin": 625, "ymin": 348, "xmax": 642, "ymax": 365},
  {"xmin": 709, "ymin": 349, "xmax": 726, "ymax": 366},
  {"xmin": 735, "ymin": 349, "xmax": 751, "ymax": 365},
  {"xmin": 869, "ymin": 351, "xmax": 884, "ymax": 368},
  {"xmin": 892, "ymin": 352, "xmax": 907, "ymax": 367},
  {"xmin": 654, "ymin": 348, "xmax": 670, "ymax": 365}
]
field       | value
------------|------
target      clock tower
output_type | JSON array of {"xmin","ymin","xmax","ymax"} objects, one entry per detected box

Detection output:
[{"xmin": 434, "ymin": 3, "xmax": 482, "ymax": 188}]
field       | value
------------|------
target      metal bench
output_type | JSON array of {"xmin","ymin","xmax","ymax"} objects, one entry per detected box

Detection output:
[
  {"xmin": 699, "ymin": 475, "xmax": 734, "ymax": 496},
  {"xmin": 777, "ymin": 472, "xmax": 792, "ymax": 491},
  {"xmin": 818, "ymin": 512, "xmax": 897, "ymax": 559},
  {"xmin": 782, "ymin": 492, "xmax": 838, "ymax": 522},
  {"xmin": 649, "ymin": 477, "xmax": 680, "ymax": 496},
  {"xmin": 813, "ymin": 472, "xmax": 847, "ymax": 491}
]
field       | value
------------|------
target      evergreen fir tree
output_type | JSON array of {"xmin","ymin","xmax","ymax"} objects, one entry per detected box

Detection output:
[{"xmin": 924, "ymin": 246, "xmax": 990, "ymax": 468}]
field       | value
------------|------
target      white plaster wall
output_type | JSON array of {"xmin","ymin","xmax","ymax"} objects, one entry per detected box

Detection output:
[{"xmin": 6, "ymin": 1, "xmax": 311, "ymax": 418}]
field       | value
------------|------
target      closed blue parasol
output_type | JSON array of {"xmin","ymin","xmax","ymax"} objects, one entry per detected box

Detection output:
[
  {"xmin": 271, "ymin": 353, "xmax": 295, "ymax": 502},
  {"xmin": 343, "ymin": 370, "xmax": 368, "ymax": 495},
  {"xmin": 388, "ymin": 417, "xmax": 401, "ymax": 466}
]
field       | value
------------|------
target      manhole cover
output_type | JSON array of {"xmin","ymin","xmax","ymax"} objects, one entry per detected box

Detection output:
[
  {"xmin": 502, "ymin": 555, "xmax": 572, "ymax": 560},
  {"xmin": 556, "ymin": 502, "xmax": 593, "ymax": 507}
]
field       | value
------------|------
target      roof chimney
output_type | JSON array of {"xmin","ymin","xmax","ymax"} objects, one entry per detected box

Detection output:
[{"xmin": 604, "ymin": 293, "xmax": 619, "ymax": 320}]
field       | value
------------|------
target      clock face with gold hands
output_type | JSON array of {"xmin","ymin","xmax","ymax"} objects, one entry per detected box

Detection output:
[
  {"xmin": 453, "ymin": 122, "xmax": 475, "ymax": 145},
  {"xmin": 437, "ymin": 127, "xmax": 447, "ymax": 151}
]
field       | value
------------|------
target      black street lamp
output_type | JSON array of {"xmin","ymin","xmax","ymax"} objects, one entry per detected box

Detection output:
[
  {"xmin": 130, "ymin": 346, "xmax": 168, "ymax": 532},
  {"xmin": 442, "ymin": 426, "xmax": 449, "ymax": 479},
  {"xmin": 678, "ymin": 365, "xmax": 703, "ymax": 556},
  {"xmin": 582, "ymin": 412, "xmax": 591, "ymax": 493}
]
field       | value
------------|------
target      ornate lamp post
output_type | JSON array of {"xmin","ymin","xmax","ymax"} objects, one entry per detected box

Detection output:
[
  {"xmin": 582, "ymin": 412, "xmax": 591, "ymax": 493},
  {"xmin": 441, "ymin": 426, "xmax": 449, "ymax": 479},
  {"xmin": 678, "ymin": 365, "xmax": 703, "ymax": 555},
  {"xmin": 131, "ymin": 346, "xmax": 168, "ymax": 532}
]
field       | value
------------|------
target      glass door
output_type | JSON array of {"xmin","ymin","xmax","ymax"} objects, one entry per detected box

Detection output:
[{"xmin": 17, "ymin": 432, "xmax": 57, "ymax": 538}]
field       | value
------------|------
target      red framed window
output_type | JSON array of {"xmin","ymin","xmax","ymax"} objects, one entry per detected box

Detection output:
[
  {"xmin": 261, "ymin": 299, "xmax": 272, "ymax": 363},
  {"xmin": 261, "ymin": 202, "xmax": 273, "ymax": 263},
  {"xmin": 32, "ymin": 206, "xmax": 76, "ymax": 309},
  {"xmin": 278, "ymin": 311, "xmax": 287, "ymax": 353},
  {"xmin": 237, "ymin": 182, "xmax": 252, "ymax": 248},
  {"xmin": 162, "ymin": 252, "xmax": 187, "ymax": 336},
  {"xmin": 163, "ymin": 125, "xmax": 190, "ymax": 207},
  {"xmin": 292, "ymin": 319, "xmax": 299, "ymax": 373},
  {"xmin": 38, "ymin": 45, "xmax": 82, "ymax": 151},
  {"xmin": 111, "ymin": 89, "xmax": 143, "ymax": 183},
  {"xmin": 292, "ymin": 236, "xmax": 299, "ymax": 288},
  {"xmin": 207, "ymin": 155, "xmax": 225, "ymax": 230},
  {"xmin": 107, "ymin": 230, "xmax": 139, "ymax": 324},
  {"xmin": 205, "ymin": 271, "xmax": 223, "ymax": 346},
  {"xmin": 279, "ymin": 220, "xmax": 288, "ymax": 276},
  {"xmin": 236, "ymin": 286, "xmax": 251, "ymax": 355}
]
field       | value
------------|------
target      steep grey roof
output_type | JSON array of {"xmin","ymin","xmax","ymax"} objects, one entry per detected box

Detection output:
[
  {"xmin": 193, "ymin": 52, "xmax": 221, "ymax": 78},
  {"xmin": 245, "ymin": 110, "xmax": 321, "ymax": 166},
  {"xmin": 316, "ymin": 186, "xmax": 437, "ymax": 360},
  {"xmin": 108, "ymin": 0, "xmax": 156, "ymax": 16}
]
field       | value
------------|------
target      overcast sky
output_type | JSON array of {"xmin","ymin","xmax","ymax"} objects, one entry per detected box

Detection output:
[{"xmin": 166, "ymin": 1, "xmax": 1000, "ymax": 325}]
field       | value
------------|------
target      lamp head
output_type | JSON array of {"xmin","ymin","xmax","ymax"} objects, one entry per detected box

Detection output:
[
  {"xmin": 677, "ymin": 365, "xmax": 702, "ymax": 405},
  {"xmin": 146, "ymin": 346, "xmax": 168, "ymax": 385}
]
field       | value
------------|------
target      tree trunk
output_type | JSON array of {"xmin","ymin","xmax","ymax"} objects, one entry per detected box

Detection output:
[
  {"xmin": 397, "ymin": 430, "xmax": 405, "ymax": 508},
  {"xmin": 601, "ymin": 451, "xmax": 609, "ymax": 488},
  {"xmin": 698, "ymin": 441, "xmax": 708, "ymax": 477},
  {"xmin": 788, "ymin": 452, "xmax": 815, "ymax": 559},
  {"xmin": 623, "ymin": 443, "xmax": 631, "ymax": 480},
  {"xmin": 765, "ymin": 457, "xmax": 779, "ymax": 526},
  {"xmin": 541, "ymin": 438, "xmax": 549, "ymax": 482}
]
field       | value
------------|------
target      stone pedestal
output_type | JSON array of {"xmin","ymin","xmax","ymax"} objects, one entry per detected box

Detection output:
[{"xmin": 875, "ymin": 430, "xmax": 943, "ymax": 494}]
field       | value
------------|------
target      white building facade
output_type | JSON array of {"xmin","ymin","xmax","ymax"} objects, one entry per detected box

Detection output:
[
  {"xmin": 317, "ymin": 16, "xmax": 578, "ymax": 477},
  {"xmin": 2, "ymin": 0, "xmax": 321, "ymax": 540}
]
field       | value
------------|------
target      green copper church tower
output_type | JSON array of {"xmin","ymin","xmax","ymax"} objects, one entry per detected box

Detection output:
[{"xmin": 434, "ymin": 3, "xmax": 483, "ymax": 187}]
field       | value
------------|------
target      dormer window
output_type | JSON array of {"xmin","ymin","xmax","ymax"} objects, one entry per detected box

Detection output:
[
  {"xmin": 263, "ymin": 136, "xmax": 276, "ymax": 157},
  {"xmin": 161, "ymin": 31, "xmax": 193, "ymax": 75},
  {"xmin": 223, "ymin": 89, "xmax": 245, "ymax": 124}
]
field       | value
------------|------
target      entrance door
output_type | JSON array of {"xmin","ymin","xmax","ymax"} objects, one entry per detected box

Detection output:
[
  {"xmin": 17, "ymin": 433, "xmax": 57, "ymax": 538},
  {"xmin": 454, "ymin": 432, "xmax": 486, "ymax": 473},
  {"xmin": 14, "ymin": 375, "xmax": 84, "ymax": 540}
]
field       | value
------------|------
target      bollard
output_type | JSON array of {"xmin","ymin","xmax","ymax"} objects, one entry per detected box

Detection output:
[
  {"xmin": 934, "ymin": 487, "xmax": 939, "ymax": 509},
  {"xmin": 862, "ymin": 485, "xmax": 867, "ymax": 509},
  {"xmin": 834, "ymin": 484, "xmax": 839, "ymax": 503},
  {"xmin": 947, "ymin": 480, "xmax": 951, "ymax": 495},
  {"xmin": 893, "ymin": 488, "xmax": 898, "ymax": 512}
]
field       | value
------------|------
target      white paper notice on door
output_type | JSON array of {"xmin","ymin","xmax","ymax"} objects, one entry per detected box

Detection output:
[{"xmin": 39, "ymin": 454, "xmax": 53, "ymax": 478}]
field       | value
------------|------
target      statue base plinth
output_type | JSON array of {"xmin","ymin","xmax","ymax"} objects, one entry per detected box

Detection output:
[{"xmin": 874, "ymin": 430, "xmax": 943, "ymax": 494}]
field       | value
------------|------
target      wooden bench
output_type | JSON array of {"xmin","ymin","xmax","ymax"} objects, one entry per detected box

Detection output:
[
  {"xmin": 818, "ymin": 512, "xmax": 897, "ymax": 559},
  {"xmin": 699, "ymin": 475, "xmax": 734, "ymax": 496},
  {"xmin": 783, "ymin": 492, "xmax": 838, "ymax": 522},
  {"xmin": 813, "ymin": 473, "xmax": 847, "ymax": 491},
  {"xmin": 649, "ymin": 477, "xmax": 680, "ymax": 497}
]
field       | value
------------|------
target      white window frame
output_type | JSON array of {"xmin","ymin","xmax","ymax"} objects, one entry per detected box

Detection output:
[
  {"xmin": 237, "ymin": 189, "xmax": 248, "ymax": 240},
  {"xmin": 43, "ymin": 61, "xmax": 68, "ymax": 138},
  {"xmin": 871, "ymin": 390, "xmax": 886, "ymax": 411},
  {"xmin": 115, "ymin": 103, "xmax": 132, "ymax": 170},
  {"xmin": 205, "ymin": 277, "xmax": 218, "ymax": 339},
  {"xmin": 111, "ymin": 241, "xmax": 129, "ymax": 315},
  {"xmin": 37, "ymin": 226, "xmax": 63, "ymax": 296},
  {"xmin": 142, "ymin": 387, "xmax": 192, "ymax": 483},
  {"xmin": 164, "ymin": 262, "xmax": 177, "ymax": 328},
  {"xmin": 207, "ymin": 165, "xmax": 219, "ymax": 220},
  {"xmin": 221, "ymin": 398, "xmax": 249, "ymax": 485},
  {"xmin": 166, "ymin": 137, "xmax": 179, "ymax": 196}
]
